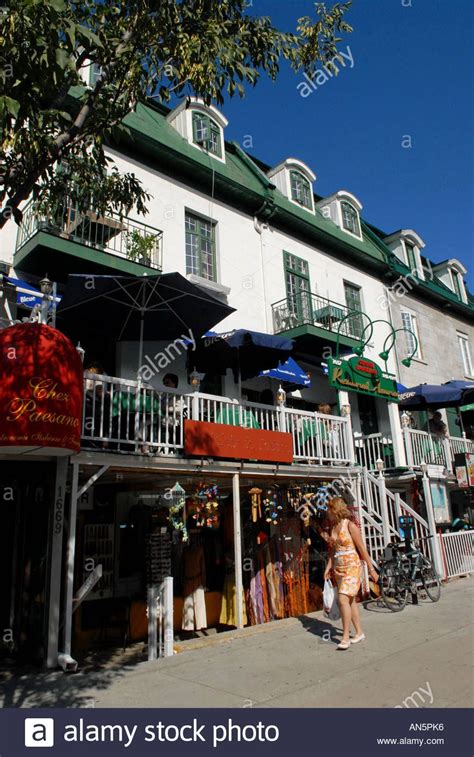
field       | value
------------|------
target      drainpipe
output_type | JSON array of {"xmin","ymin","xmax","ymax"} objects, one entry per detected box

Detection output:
[{"xmin": 254, "ymin": 216, "xmax": 269, "ymax": 333}]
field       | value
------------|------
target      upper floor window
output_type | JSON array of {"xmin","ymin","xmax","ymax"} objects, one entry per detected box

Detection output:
[
  {"xmin": 405, "ymin": 242, "xmax": 418, "ymax": 273},
  {"xmin": 457, "ymin": 332, "xmax": 473, "ymax": 376},
  {"xmin": 452, "ymin": 270, "xmax": 464, "ymax": 300},
  {"xmin": 341, "ymin": 201, "xmax": 360, "ymax": 237},
  {"xmin": 401, "ymin": 310, "xmax": 421, "ymax": 359},
  {"xmin": 192, "ymin": 112, "xmax": 222, "ymax": 157},
  {"xmin": 290, "ymin": 171, "xmax": 312, "ymax": 210},
  {"xmin": 185, "ymin": 212, "xmax": 216, "ymax": 282}
]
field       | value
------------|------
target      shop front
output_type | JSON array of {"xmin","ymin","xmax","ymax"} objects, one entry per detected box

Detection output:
[{"xmin": 67, "ymin": 456, "xmax": 359, "ymax": 658}]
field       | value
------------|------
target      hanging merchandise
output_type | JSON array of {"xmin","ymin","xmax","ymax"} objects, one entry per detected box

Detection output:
[
  {"xmin": 191, "ymin": 482, "xmax": 221, "ymax": 529},
  {"xmin": 249, "ymin": 487, "xmax": 262, "ymax": 522},
  {"xmin": 263, "ymin": 487, "xmax": 283, "ymax": 525},
  {"xmin": 168, "ymin": 482, "xmax": 188, "ymax": 542}
]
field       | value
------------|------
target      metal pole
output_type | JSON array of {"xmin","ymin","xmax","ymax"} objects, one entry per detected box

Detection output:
[
  {"xmin": 163, "ymin": 576, "xmax": 174, "ymax": 658},
  {"xmin": 64, "ymin": 462, "xmax": 79, "ymax": 657},
  {"xmin": 232, "ymin": 473, "xmax": 244, "ymax": 630},
  {"xmin": 46, "ymin": 457, "xmax": 68, "ymax": 668},
  {"xmin": 377, "ymin": 470, "xmax": 391, "ymax": 546},
  {"xmin": 147, "ymin": 586, "xmax": 158, "ymax": 661}
]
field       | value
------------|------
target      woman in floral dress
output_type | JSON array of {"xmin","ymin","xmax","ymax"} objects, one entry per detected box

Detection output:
[{"xmin": 320, "ymin": 498, "xmax": 378, "ymax": 650}]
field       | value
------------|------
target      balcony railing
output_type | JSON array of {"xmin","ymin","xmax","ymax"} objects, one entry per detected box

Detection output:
[
  {"xmin": 354, "ymin": 432, "xmax": 395, "ymax": 470},
  {"xmin": 82, "ymin": 372, "xmax": 352, "ymax": 466},
  {"xmin": 16, "ymin": 199, "xmax": 163, "ymax": 270},
  {"xmin": 403, "ymin": 427, "xmax": 474, "ymax": 469},
  {"xmin": 272, "ymin": 292, "xmax": 364, "ymax": 340}
]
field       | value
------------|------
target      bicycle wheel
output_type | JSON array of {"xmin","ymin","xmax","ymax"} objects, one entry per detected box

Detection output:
[
  {"xmin": 420, "ymin": 558, "xmax": 441, "ymax": 602},
  {"xmin": 379, "ymin": 559, "xmax": 408, "ymax": 612}
]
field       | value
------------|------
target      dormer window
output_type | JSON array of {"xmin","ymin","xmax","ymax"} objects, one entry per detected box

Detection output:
[
  {"xmin": 166, "ymin": 98, "xmax": 228, "ymax": 164},
  {"xmin": 290, "ymin": 170, "xmax": 312, "ymax": 210},
  {"xmin": 341, "ymin": 201, "xmax": 360, "ymax": 237},
  {"xmin": 192, "ymin": 112, "xmax": 222, "ymax": 157},
  {"xmin": 404, "ymin": 242, "xmax": 417, "ymax": 273},
  {"xmin": 267, "ymin": 158, "xmax": 316, "ymax": 213},
  {"xmin": 452, "ymin": 270, "xmax": 464, "ymax": 300}
]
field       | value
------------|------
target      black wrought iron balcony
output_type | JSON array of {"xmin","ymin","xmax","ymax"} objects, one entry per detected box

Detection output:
[
  {"xmin": 15, "ymin": 198, "xmax": 163, "ymax": 271},
  {"xmin": 272, "ymin": 293, "xmax": 364, "ymax": 341}
]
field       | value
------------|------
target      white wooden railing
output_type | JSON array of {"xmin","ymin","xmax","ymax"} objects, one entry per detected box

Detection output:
[
  {"xmin": 403, "ymin": 428, "xmax": 474, "ymax": 470},
  {"xmin": 438, "ymin": 530, "xmax": 474, "ymax": 579},
  {"xmin": 354, "ymin": 432, "xmax": 395, "ymax": 470},
  {"xmin": 359, "ymin": 468, "xmax": 432, "ymax": 563},
  {"xmin": 81, "ymin": 373, "xmax": 352, "ymax": 465}
]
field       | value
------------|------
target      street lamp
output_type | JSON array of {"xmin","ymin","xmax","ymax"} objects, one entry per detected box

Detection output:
[
  {"xmin": 334, "ymin": 309, "xmax": 373, "ymax": 359},
  {"xmin": 189, "ymin": 370, "xmax": 201, "ymax": 390},
  {"xmin": 39, "ymin": 274, "xmax": 53, "ymax": 326},
  {"xmin": 276, "ymin": 385, "xmax": 286, "ymax": 406},
  {"xmin": 380, "ymin": 327, "xmax": 419, "ymax": 369},
  {"xmin": 76, "ymin": 342, "xmax": 85, "ymax": 363}
]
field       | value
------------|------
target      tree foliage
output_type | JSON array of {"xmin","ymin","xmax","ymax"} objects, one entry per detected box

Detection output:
[{"xmin": 0, "ymin": 0, "xmax": 352, "ymax": 228}]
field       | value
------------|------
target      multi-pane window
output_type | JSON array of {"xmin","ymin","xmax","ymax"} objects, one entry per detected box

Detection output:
[
  {"xmin": 192, "ymin": 112, "xmax": 222, "ymax": 157},
  {"xmin": 341, "ymin": 201, "xmax": 361, "ymax": 236},
  {"xmin": 185, "ymin": 213, "xmax": 216, "ymax": 281},
  {"xmin": 457, "ymin": 332, "xmax": 473, "ymax": 376},
  {"xmin": 405, "ymin": 242, "xmax": 418, "ymax": 273},
  {"xmin": 343, "ymin": 282, "xmax": 364, "ymax": 338},
  {"xmin": 401, "ymin": 311, "xmax": 421, "ymax": 359},
  {"xmin": 290, "ymin": 171, "xmax": 313, "ymax": 210},
  {"xmin": 284, "ymin": 252, "xmax": 312, "ymax": 324},
  {"xmin": 452, "ymin": 270, "xmax": 464, "ymax": 300}
]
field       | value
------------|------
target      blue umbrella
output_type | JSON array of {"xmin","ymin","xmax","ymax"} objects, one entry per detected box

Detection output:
[
  {"xmin": 399, "ymin": 380, "xmax": 474, "ymax": 409},
  {"xmin": 188, "ymin": 328, "xmax": 294, "ymax": 381},
  {"xmin": 259, "ymin": 357, "xmax": 311, "ymax": 387}
]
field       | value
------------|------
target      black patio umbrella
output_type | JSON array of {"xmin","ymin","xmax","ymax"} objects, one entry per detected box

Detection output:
[
  {"xmin": 187, "ymin": 329, "xmax": 294, "ymax": 382},
  {"xmin": 57, "ymin": 273, "xmax": 235, "ymax": 373}
]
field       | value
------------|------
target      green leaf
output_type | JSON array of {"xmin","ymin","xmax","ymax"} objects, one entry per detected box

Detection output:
[{"xmin": 0, "ymin": 96, "xmax": 20, "ymax": 118}]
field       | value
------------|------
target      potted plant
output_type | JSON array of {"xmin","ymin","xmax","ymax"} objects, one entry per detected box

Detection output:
[{"xmin": 126, "ymin": 229, "xmax": 156, "ymax": 266}]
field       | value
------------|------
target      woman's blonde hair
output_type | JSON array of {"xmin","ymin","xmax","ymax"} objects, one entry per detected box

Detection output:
[{"xmin": 326, "ymin": 497, "xmax": 353, "ymax": 524}]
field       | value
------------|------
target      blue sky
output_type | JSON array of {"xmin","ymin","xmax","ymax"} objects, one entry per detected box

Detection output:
[{"xmin": 220, "ymin": 0, "xmax": 474, "ymax": 288}]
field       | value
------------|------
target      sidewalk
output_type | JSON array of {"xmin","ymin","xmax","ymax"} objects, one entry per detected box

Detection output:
[{"xmin": 1, "ymin": 577, "xmax": 472, "ymax": 709}]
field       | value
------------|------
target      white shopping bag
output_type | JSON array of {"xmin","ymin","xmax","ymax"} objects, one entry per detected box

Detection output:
[{"xmin": 323, "ymin": 579, "xmax": 341, "ymax": 621}]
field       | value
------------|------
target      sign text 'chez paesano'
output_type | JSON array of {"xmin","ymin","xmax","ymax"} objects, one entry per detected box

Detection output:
[
  {"xmin": 327, "ymin": 356, "xmax": 399, "ymax": 402},
  {"xmin": 0, "ymin": 323, "xmax": 84, "ymax": 455}
]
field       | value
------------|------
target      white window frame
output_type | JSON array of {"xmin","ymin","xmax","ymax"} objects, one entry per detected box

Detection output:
[
  {"xmin": 401, "ymin": 310, "xmax": 422, "ymax": 359},
  {"xmin": 457, "ymin": 332, "xmax": 473, "ymax": 377}
]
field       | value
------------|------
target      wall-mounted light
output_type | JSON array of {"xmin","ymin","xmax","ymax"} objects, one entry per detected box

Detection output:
[
  {"xmin": 39, "ymin": 274, "xmax": 53, "ymax": 296},
  {"xmin": 378, "ymin": 350, "xmax": 390, "ymax": 362},
  {"xmin": 76, "ymin": 342, "xmax": 85, "ymax": 363},
  {"xmin": 401, "ymin": 357, "xmax": 412, "ymax": 368},
  {"xmin": 400, "ymin": 411, "xmax": 411, "ymax": 428},
  {"xmin": 189, "ymin": 370, "xmax": 200, "ymax": 390},
  {"xmin": 277, "ymin": 385, "xmax": 286, "ymax": 406}
]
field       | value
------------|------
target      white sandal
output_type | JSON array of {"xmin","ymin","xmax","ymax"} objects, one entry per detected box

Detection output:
[
  {"xmin": 337, "ymin": 640, "xmax": 350, "ymax": 650},
  {"xmin": 350, "ymin": 633, "xmax": 365, "ymax": 644}
]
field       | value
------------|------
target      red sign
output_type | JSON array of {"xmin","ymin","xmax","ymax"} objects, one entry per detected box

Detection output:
[
  {"xmin": 0, "ymin": 323, "xmax": 83, "ymax": 455},
  {"xmin": 184, "ymin": 420, "xmax": 293, "ymax": 463},
  {"xmin": 355, "ymin": 359, "xmax": 378, "ymax": 375}
]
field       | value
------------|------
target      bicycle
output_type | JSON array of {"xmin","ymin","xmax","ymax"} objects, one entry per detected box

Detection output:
[{"xmin": 378, "ymin": 537, "xmax": 441, "ymax": 612}]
